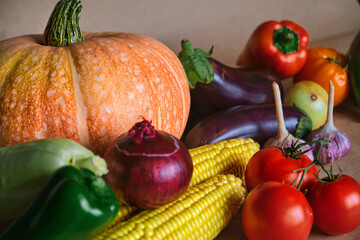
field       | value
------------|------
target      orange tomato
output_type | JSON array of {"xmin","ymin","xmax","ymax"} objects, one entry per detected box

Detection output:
[{"xmin": 294, "ymin": 46, "xmax": 349, "ymax": 106}]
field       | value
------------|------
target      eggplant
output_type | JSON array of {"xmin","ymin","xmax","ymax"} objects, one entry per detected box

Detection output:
[
  {"xmin": 178, "ymin": 39, "xmax": 281, "ymax": 116},
  {"xmin": 183, "ymin": 104, "xmax": 312, "ymax": 149}
]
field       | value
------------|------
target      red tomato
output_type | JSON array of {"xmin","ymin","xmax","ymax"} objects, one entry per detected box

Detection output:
[
  {"xmin": 307, "ymin": 174, "xmax": 360, "ymax": 235},
  {"xmin": 242, "ymin": 181, "xmax": 313, "ymax": 240},
  {"xmin": 245, "ymin": 147, "xmax": 318, "ymax": 193}
]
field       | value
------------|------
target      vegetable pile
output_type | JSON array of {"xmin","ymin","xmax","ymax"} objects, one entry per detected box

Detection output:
[
  {"xmin": 180, "ymin": 16, "xmax": 357, "ymax": 240},
  {"xmin": 242, "ymin": 139, "xmax": 359, "ymax": 240},
  {"xmin": 0, "ymin": 0, "xmax": 358, "ymax": 239}
]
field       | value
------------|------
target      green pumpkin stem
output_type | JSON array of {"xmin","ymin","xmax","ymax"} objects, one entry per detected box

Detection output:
[{"xmin": 44, "ymin": 0, "xmax": 84, "ymax": 47}]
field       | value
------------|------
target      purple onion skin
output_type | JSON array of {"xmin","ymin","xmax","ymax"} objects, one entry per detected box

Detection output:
[
  {"xmin": 104, "ymin": 130, "xmax": 193, "ymax": 209},
  {"xmin": 184, "ymin": 104, "xmax": 308, "ymax": 149},
  {"xmin": 191, "ymin": 58, "xmax": 281, "ymax": 116},
  {"xmin": 307, "ymin": 127, "xmax": 351, "ymax": 164}
]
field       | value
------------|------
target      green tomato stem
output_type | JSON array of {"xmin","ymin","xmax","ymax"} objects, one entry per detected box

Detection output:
[
  {"xmin": 292, "ymin": 160, "xmax": 317, "ymax": 190},
  {"xmin": 291, "ymin": 139, "xmax": 329, "ymax": 190}
]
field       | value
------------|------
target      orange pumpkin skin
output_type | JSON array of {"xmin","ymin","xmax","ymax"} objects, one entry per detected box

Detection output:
[{"xmin": 0, "ymin": 32, "xmax": 190, "ymax": 156}]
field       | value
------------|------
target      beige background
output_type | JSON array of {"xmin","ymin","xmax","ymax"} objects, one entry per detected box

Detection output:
[
  {"xmin": 0, "ymin": 0, "xmax": 359, "ymax": 64},
  {"xmin": 0, "ymin": 1, "xmax": 360, "ymax": 239}
]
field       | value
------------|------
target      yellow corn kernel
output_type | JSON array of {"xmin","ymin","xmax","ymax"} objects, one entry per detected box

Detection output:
[
  {"xmin": 94, "ymin": 204, "xmax": 138, "ymax": 237},
  {"xmin": 92, "ymin": 138, "xmax": 259, "ymax": 239},
  {"xmin": 189, "ymin": 138, "xmax": 259, "ymax": 186},
  {"xmin": 92, "ymin": 174, "xmax": 246, "ymax": 240}
]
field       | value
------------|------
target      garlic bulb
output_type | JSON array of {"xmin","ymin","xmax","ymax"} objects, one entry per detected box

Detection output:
[
  {"xmin": 306, "ymin": 81, "xmax": 351, "ymax": 164},
  {"xmin": 264, "ymin": 82, "xmax": 314, "ymax": 160}
]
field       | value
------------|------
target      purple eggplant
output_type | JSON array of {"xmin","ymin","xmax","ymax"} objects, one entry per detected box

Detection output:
[
  {"xmin": 178, "ymin": 39, "xmax": 281, "ymax": 116},
  {"xmin": 183, "ymin": 104, "xmax": 312, "ymax": 149}
]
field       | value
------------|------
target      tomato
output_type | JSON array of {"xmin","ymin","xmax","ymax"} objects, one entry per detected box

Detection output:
[
  {"xmin": 307, "ymin": 174, "xmax": 360, "ymax": 235},
  {"xmin": 242, "ymin": 181, "xmax": 313, "ymax": 240},
  {"xmin": 294, "ymin": 46, "xmax": 350, "ymax": 106},
  {"xmin": 245, "ymin": 147, "xmax": 318, "ymax": 193}
]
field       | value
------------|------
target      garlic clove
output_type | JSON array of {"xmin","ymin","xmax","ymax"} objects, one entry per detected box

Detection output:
[
  {"xmin": 306, "ymin": 81, "xmax": 351, "ymax": 164},
  {"xmin": 307, "ymin": 127, "xmax": 350, "ymax": 164}
]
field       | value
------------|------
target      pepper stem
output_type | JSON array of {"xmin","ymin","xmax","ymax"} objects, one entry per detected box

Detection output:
[
  {"xmin": 273, "ymin": 26, "xmax": 299, "ymax": 54},
  {"xmin": 44, "ymin": 0, "xmax": 84, "ymax": 47}
]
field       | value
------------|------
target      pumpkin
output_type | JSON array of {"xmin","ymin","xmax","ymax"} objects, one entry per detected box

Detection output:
[{"xmin": 0, "ymin": 0, "xmax": 190, "ymax": 156}]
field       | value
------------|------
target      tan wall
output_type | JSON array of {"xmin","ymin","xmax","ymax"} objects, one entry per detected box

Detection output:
[{"xmin": 0, "ymin": 0, "xmax": 359, "ymax": 65}]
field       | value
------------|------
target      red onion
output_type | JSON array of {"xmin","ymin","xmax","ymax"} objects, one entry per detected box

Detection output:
[
  {"xmin": 263, "ymin": 83, "xmax": 314, "ymax": 160},
  {"xmin": 306, "ymin": 81, "xmax": 351, "ymax": 164},
  {"xmin": 104, "ymin": 118, "xmax": 193, "ymax": 209}
]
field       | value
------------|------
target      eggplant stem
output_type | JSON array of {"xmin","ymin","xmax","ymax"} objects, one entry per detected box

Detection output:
[
  {"xmin": 180, "ymin": 40, "xmax": 196, "ymax": 56},
  {"xmin": 178, "ymin": 39, "xmax": 215, "ymax": 89}
]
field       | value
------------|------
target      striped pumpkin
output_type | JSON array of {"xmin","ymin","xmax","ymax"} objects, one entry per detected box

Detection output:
[{"xmin": 0, "ymin": 0, "xmax": 190, "ymax": 156}]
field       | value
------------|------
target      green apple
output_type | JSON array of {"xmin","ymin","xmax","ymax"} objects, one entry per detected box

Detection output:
[{"xmin": 285, "ymin": 81, "xmax": 328, "ymax": 130}]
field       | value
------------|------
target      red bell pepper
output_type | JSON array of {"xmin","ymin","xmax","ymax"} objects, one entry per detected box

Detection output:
[{"xmin": 237, "ymin": 20, "xmax": 309, "ymax": 78}]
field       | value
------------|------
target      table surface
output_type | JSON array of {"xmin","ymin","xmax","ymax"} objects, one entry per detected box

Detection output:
[{"xmin": 0, "ymin": 96, "xmax": 359, "ymax": 240}]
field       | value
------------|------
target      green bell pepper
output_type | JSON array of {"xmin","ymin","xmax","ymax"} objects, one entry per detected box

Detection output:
[
  {"xmin": 0, "ymin": 138, "xmax": 108, "ymax": 222},
  {"xmin": 0, "ymin": 166, "xmax": 119, "ymax": 240}
]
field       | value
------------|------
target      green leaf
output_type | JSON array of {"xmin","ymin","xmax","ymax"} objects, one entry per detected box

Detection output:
[
  {"xmin": 293, "ymin": 103, "xmax": 313, "ymax": 139},
  {"xmin": 178, "ymin": 40, "xmax": 215, "ymax": 89}
]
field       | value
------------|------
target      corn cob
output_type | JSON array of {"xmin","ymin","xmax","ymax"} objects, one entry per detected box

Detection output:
[
  {"xmin": 189, "ymin": 138, "xmax": 259, "ymax": 186},
  {"xmin": 93, "ymin": 138, "xmax": 259, "ymax": 239},
  {"xmin": 92, "ymin": 174, "xmax": 246, "ymax": 240}
]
